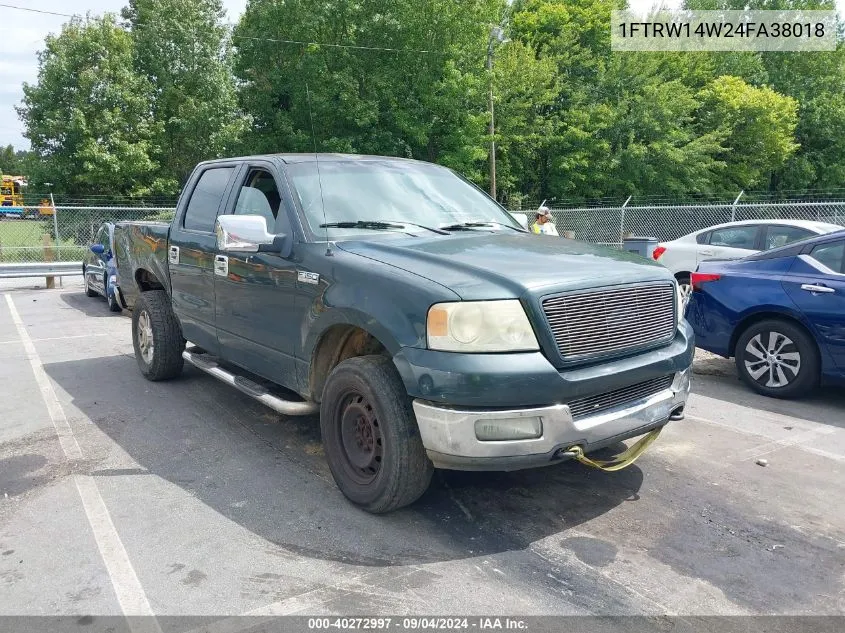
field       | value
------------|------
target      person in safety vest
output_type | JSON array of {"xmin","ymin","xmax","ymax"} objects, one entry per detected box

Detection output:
[{"xmin": 531, "ymin": 206, "xmax": 558, "ymax": 236}]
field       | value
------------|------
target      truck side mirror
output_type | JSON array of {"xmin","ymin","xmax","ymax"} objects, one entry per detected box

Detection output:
[
  {"xmin": 90, "ymin": 244, "xmax": 105, "ymax": 255},
  {"xmin": 216, "ymin": 215, "xmax": 291, "ymax": 258}
]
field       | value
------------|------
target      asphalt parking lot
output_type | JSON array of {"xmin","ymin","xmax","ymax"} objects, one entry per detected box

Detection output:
[{"xmin": 1, "ymin": 280, "xmax": 844, "ymax": 622}]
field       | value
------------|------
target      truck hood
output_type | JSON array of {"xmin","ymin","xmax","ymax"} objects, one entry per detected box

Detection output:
[{"xmin": 336, "ymin": 233, "xmax": 672, "ymax": 300}]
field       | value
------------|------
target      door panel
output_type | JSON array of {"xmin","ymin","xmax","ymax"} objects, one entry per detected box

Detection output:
[
  {"xmin": 214, "ymin": 165, "xmax": 300, "ymax": 391},
  {"xmin": 169, "ymin": 165, "xmax": 238, "ymax": 354},
  {"xmin": 782, "ymin": 242, "xmax": 845, "ymax": 371}
]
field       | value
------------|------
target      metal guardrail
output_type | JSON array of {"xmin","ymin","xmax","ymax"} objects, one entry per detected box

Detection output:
[{"xmin": 0, "ymin": 262, "xmax": 82, "ymax": 279}]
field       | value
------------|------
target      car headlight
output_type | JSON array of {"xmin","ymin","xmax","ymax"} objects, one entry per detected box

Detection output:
[{"xmin": 427, "ymin": 300, "xmax": 539, "ymax": 352}]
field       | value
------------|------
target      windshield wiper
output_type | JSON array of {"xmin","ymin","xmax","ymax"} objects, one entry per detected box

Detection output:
[
  {"xmin": 319, "ymin": 221, "xmax": 405, "ymax": 230},
  {"xmin": 319, "ymin": 220, "xmax": 449, "ymax": 235},
  {"xmin": 439, "ymin": 221, "xmax": 524, "ymax": 232}
]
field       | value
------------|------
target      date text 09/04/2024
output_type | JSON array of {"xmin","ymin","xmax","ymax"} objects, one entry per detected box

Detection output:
[
  {"xmin": 618, "ymin": 21, "xmax": 825, "ymax": 39},
  {"xmin": 307, "ymin": 617, "xmax": 528, "ymax": 630}
]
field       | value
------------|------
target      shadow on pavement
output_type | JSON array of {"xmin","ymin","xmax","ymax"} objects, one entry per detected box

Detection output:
[
  {"xmin": 693, "ymin": 370, "xmax": 845, "ymax": 429},
  {"xmin": 43, "ymin": 353, "xmax": 643, "ymax": 567},
  {"xmin": 59, "ymin": 291, "xmax": 124, "ymax": 319}
]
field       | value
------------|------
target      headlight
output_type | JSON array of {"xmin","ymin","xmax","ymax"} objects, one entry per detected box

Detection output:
[{"xmin": 427, "ymin": 300, "xmax": 539, "ymax": 352}]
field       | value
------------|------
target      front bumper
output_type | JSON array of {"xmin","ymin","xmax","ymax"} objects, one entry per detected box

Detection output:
[{"xmin": 413, "ymin": 368, "xmax": 691, "ymax": 471}]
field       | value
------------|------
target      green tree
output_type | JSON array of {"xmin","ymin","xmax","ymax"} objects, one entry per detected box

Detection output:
[
  {"xmin": 18, "ymin": 15, "xmax": 158, "ymax": 197},
  {"xmin": 122, "ymin": 0, "xmax": 245, "ymax": 191},
  {"xmin": 0, "ymin": 145, "xmax": 24, "ymax": 175},
  {"xmin": 697, "ymin": 76, "xmax": 799, "ymax": 190},
  {"xmin": 233, "ymin": 0, "xmax": 502, "ymax": 178}
]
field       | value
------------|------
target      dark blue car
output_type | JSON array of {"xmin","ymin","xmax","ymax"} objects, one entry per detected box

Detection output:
[{"xmin": 687, "ymin": 230, "xmax": 845, "ymax": 398}]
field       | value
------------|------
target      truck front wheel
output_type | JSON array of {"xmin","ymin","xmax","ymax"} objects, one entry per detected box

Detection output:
[
  {"xmin": 320, "ymin": 355, "xmax": 433, "ymax": 513},
  {"xmin": 132, "ymin": 290, "xmax": 185, "ymax": 381}
]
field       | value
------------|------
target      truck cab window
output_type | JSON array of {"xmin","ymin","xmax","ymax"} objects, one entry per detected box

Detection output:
[
  {"xmin": 184, "ymin": 167, "xmax": 234, "ymax": 232},
  {"xmin": 233, "ymin": 169, "xmax": 282, "ymax": 232}
]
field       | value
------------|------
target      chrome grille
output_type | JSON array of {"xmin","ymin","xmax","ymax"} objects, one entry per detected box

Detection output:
[
  {"xmin": 542, "ymin": 284, "xmax": 676, "ymax": 360},
  {"xmin": 568, "ymin": 375, "xmax": 674, "ymax": 420}
]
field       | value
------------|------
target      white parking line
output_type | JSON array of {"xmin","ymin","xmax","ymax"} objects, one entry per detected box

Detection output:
[
  {"xmin": 4, "ymin": 293, "xmax": 160, "ymax": 633},
  {"xmin": 685, "ymin": 413, "xmax": 845, "ymax": 463},
  {"xmin": 0, "ymin": 333, "xmax": 113, "ymax": 346}
]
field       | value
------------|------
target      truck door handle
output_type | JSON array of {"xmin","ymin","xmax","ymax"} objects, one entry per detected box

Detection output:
[
  {"xmin": 801, "ymin": 284, "xmax": 835, "ymax": 294},
  {"xmin": 214, "ymin": 255, "xmax": 229, "ymax": 277}
]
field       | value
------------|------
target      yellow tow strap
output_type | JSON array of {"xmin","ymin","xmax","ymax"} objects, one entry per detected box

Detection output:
[{"xmin": 565, "ymin": 427, "xmax": 663, "ymax": 472}]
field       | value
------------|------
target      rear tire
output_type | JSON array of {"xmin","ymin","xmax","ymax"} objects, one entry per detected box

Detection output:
[
  {"xmin": 84, "ymin": 269, "xmax": 98, "ymax": 297},
  {"xmin": 735, "ymin": 319, "xmax": 819, "ymax": 399},
  {"xmin": 132, "ymin": 290, "xmax": 184, "ymax": 381},
  {"xmin": 320, "ymin": 355, "xmax": 433, "ymax": 513}
]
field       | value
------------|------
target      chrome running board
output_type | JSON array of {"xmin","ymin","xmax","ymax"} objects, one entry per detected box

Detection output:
[{"xmin": 182, "ymin": 350, "xmax": 318, "ymax": 417}]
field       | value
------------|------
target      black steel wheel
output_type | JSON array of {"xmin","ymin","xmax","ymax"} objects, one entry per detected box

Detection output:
[
  {"xmin": 320, "ymin": 355, "xmax": 433, "ymax": 513},
  {"xmin": 735, "ymin": 319, "xmax": 820, "ymax": 399},
  {"xmin": 336, "ymin": 391, "xmax": 385, "ymax": 485}
]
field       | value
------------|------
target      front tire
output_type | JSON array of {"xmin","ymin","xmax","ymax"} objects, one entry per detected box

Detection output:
[
  {"xmin": 107, "ymin": 290, "xmax": 122, "ymax": 312},
  {"xmin": 676, "ymin": 274, "xmax": 691, "ymax": 311},
  {"xmin": 320, "ymin": 355, "xmax": 433, "ymax": 513},
  {"xmin": 735, "ymin": 319, "xmax": 819, "ymax": 399},
  {"xmin": 131, "ymin": 290, "xmax": 185, "ymax": 381},
  {"xmin": 105, "ymin": 273, "xmax": 121, "ymax": 312}
]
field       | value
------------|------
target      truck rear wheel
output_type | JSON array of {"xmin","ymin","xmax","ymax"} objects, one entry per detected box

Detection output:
[
  {"xmin": 132, "ymin": 290, "xmax": 185, "ymax": 381},
  {"xmin": 320, "ymin": 355, "xmax": 433, "ymax": 513}
]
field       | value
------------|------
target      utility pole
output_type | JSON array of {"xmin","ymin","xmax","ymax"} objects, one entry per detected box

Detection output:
[
  {"xmin": 487, "ymin": 26, "xmax": 508, "ymax": 201},
  {"xmin": 487, "ymin": 37, "xmax": 496, "ymax": 200}
]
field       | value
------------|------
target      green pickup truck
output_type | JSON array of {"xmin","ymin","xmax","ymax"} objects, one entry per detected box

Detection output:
[{"xmin": 114, "ymin": 154, "xmax": 693, "ymax": 513}]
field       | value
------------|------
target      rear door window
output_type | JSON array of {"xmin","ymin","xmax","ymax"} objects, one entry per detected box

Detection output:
[
  {"xmin": 708, "ymin": 225, "xmax": 760, "ymax": 249},
  {"xmin": 763, "ymin": 225, "xmax": 814, "ymax": 250},
  {"xmin": 183, "ymin": 167, "xmax": 235, "ymax": 232},
  {"xmin": 809, "ymin": 240, "xmax": 845, "ymax": 273}
]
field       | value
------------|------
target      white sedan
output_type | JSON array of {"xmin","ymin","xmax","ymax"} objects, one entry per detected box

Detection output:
[{"xmin": 653, "ymin": 219, "xmax": 843, "ymax": 303}]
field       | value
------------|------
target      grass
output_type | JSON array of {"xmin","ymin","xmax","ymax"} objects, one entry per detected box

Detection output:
[{"xmin": 0, "ymin": 219, "xmax": 87, "ymax": 263}]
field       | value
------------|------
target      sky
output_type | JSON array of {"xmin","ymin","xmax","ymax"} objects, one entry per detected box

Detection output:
[
  {"xmin": 0, "ymin": 0, "xmax": 248, "ymax": 149},
  {"xmin": 0, "ymin": 0, "xmax": 841, "ymax": 149}
]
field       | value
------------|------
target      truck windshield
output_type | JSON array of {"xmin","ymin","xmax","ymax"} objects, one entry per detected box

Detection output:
[{"xmin": 286, "ymin": 159, "xmax": 523, "ymax": 239}]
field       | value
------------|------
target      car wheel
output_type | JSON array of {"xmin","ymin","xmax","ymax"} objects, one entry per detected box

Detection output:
[
  {"xmin": 84, "ymin": 269, "xmax": 98, "ymax": 297},
  {"xmin": 107, "ymin": 289, "xmax": 122, "ymax": 312},
  {"xmin": 131, "ymin": 290, "xmax": 185, "ymax": 381},
  {"xmin": 735, "ymin": 319, "xmax": 820, "ymax": 399},
  {"xmin": 676, "ymin": 275, "xmax": 692, "ymax": 311},
  {"xmin": 320, "ymin": 355, "xmax": 433, "ymax": 513}
]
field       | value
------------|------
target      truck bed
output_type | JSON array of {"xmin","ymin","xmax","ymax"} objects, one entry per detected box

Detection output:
[{"xmin": 113, "ymin": 221, "xmax": 171, "ymax": 310}]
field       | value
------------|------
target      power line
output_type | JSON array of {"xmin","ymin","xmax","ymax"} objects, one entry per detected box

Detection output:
[
  {"xmin": 0, "ymin": 2, "xmax": 73, "ymax": 18},
  {"xmin": 0, "ymin": 2, "xmax": 442, "ymax": 55}
]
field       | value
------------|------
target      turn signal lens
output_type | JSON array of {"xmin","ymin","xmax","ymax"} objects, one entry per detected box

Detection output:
[
  {"xmin": 691, "ymin": 272, "xmax": 721, "ymax": 291},
  {"xmin": 652, "ymin": 246, "xmax": 667, "ymax": 260},
  {"xmin": 427, "ymin": 307, "xmax": 448, "ymax": 337}
]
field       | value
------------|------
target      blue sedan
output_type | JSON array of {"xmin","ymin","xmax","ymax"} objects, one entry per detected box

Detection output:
[{"xmin": 687, "ymin": 230, "xmax": 845, "ymax": 398}]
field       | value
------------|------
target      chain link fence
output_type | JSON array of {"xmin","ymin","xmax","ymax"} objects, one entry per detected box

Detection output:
[
  {"xmin": 1, "ymin": 199, "xmax": 844, "ymax": 265},
  {"xmin": 0, "ymin": 206, "xmax": 175, "ymax": 263},
  {"xmin": 511, "ymin": 201, "xmax": 845, "ymax": 246}
]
